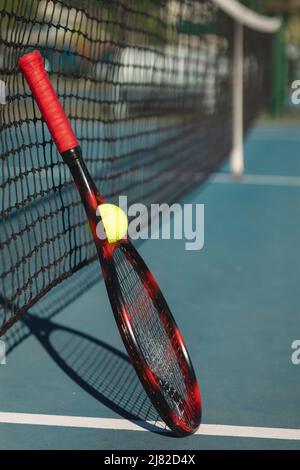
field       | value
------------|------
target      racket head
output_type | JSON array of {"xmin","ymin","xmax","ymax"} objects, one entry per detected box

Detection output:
[{"xmin": 100, "ymin": 239, "xmax": 201, "ymax": 436}]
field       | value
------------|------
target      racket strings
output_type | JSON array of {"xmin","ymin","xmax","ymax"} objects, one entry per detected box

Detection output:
[{"xmin": 113, "ymin": 245, "xmax": 196, "ymax": 424}]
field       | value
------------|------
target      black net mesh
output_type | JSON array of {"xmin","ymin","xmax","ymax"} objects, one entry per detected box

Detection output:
[
  {"xmin": 0, "ymin": 0, "xmax": 275, "ymax": 335},
  {"xmin": 243, "ymin": 27, "xmax": 273, "ymax": 130}
]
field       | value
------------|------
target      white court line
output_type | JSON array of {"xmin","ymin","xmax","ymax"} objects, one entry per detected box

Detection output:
[
  {"xmin": 0, "ymin": 412, "xmax": 300, "ymax": 441},
  {"xmin": 211, "ymin": 173, "xmax": 300, "ymax": 187},
  {"xmin": 250, "ymin": 134, "xmax": 300, "ymax": 142}
]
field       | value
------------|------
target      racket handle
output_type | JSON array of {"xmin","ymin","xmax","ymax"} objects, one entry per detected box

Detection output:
[{"xmin": 18, "ymin": 50, "xmax": 79, "ymax": 153}]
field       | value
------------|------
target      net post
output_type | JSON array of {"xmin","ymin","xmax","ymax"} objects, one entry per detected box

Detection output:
[{"xmin": 231, "ymin": 21, "xmax": 244, "ymax": 178}]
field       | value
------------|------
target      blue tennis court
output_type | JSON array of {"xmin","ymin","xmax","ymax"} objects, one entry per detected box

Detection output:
[
  {"xmin": 1, "ymin": 123, "xmax": 300, "ymax": 450},
  {"xmin": 2, "ymin": 0, "xmax": 300, "ymax": 453}
]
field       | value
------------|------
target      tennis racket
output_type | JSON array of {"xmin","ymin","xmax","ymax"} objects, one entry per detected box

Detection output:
[{"xmin": 18, "ymin": 50, "xmax": 201, "ymax": 436}]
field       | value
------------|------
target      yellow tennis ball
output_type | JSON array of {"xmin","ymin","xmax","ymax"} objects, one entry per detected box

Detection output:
[{"xmin": 98, "ymin": 203, "xmax": 128, "ymax": 244}]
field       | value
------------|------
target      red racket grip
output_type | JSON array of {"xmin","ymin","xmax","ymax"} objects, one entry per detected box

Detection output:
[{"xmin": 18, "ymin": 50, "xmax": 78, "ymax": 153}]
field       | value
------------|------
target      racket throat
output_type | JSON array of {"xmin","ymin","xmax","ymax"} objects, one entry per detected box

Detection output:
[{"xmin": 61, "ymin": 146, "xmax": 105, "ymax": 239}]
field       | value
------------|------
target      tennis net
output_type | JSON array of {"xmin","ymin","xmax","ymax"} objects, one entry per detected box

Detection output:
[{"xmin": 0, "ymin": 0, "xmax": 280, "ymax": 335}]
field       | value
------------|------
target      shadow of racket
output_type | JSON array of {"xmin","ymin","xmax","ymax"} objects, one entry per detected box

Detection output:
[
  {"xmin": 0, "ymin": 245, "xmax": 173, "ymax": 435},
  {"xmin": 16, "ymin": 312, "xmax": 169, "ymax": 435}
]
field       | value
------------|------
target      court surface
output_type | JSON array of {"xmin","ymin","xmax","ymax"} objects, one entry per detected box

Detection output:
[{"xmin": 1, "ymin": 122, "xmax": 300, "ymax": 450}]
